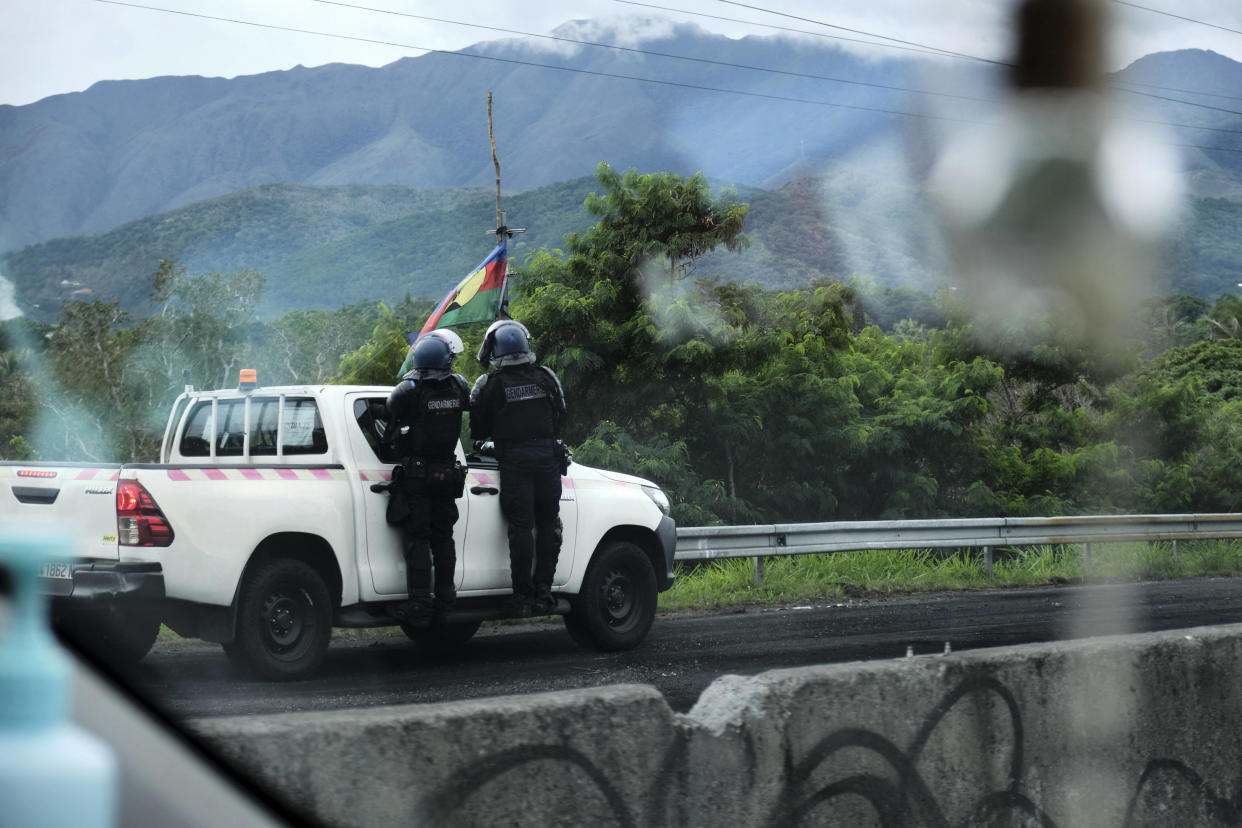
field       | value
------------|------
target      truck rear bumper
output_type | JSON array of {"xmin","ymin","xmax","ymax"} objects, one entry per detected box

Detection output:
[{"xmin": 42, "ymin": 561, "xmax": 165, "ymax": 601}]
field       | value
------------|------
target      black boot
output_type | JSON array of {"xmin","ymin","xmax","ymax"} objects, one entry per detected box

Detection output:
[
  {"xmin": 507, "ymin": 593, "xmax": 534, "ymax": 618},
  {"xmin": 393, "ymin": 598, "xmax": 434, "ymax": 623},
  {"xmin": 534, "ymin": 584, "xmax": 556, "ymax": 614}
]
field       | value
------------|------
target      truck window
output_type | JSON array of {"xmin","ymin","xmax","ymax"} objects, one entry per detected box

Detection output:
[
  {"xmin": 282, "ymin": 397, "xmax": 327, "ymax": 456},
  {"xmin": 248, "ymin": 398, "xmax": 279, "ymax": 456},
  {"xmin": 162, "ymin": 394, "xmax": 193, "ymax": 462},
  {"xmin": 180, "ymin": 401, "xmax": 213, "ymax": 457},
  {"xmin": 215, "ymin": 400, "xmax": 246, "ymax": 456},
  {"xmin": 179, "ymin": 400, "xmax": 246, "ymax": 457},
  {"xmin": 180, "ymin": 397, "xmax": 325, "ymax": 458},
  {"xmin": 353, "ymin": 398, "xmax": 396, "ymax": 463}
]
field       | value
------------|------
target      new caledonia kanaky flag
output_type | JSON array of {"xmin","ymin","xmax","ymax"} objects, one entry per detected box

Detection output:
[{"xmin": 398, "ymin": 239, "xmax": 508, "ymax": 376}]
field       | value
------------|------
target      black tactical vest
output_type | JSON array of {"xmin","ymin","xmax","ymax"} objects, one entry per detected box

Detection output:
[
  {"xmin": 393, "ymin": 375, "xmax": 467, "ymax": 460},
  {"xmin": 490, "ymin": 365, "xmax": 557, "ymax": 445}
]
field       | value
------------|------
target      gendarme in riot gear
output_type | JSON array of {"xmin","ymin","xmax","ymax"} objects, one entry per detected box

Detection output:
[
  {"xmin": 470, "ymin": 320, "xmax": 569, "ymax": 617},
  {"xmin": 385, "ymin": 329, "xmax": 469, "ymax": 622}
]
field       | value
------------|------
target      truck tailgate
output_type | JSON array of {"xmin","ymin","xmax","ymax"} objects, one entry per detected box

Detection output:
[{"xmin": 0, "ymin": 463, "xmax": 121, "ymax": 560}]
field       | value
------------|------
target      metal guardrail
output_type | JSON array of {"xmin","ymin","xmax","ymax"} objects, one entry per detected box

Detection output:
[{"xmin": 674, "ymin": 514, "xmax": 1242, "ymax": 582}]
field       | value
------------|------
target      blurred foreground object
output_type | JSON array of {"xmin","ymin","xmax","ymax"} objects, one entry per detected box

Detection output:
[
  {"xmin": 931, "ymin": 0, "xmax": 1182, "ymax": 363},
  {"xmin": 0, "ymin": 526, "xmax": 117, "ymax": 828}
]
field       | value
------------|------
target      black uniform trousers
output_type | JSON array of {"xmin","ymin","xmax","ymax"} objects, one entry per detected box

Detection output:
[
  {"xmin": 398, "ymin": 474, "xmax": 458, "ymax": 604},
  {"xmin": 498, "ymin": 465, "xmax": 562, "ymax": 599}
]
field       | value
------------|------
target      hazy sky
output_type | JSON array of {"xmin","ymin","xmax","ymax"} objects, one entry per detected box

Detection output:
[{"xmin": 4, "ymin": 0, "xmax": 1242, "ymax": 106}]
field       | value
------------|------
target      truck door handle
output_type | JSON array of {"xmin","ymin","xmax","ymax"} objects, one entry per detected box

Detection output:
[
  {"xmin": 470, "ymin": 486, "xmax": 498, "ymax": 495},
  {"xmin": 12, "ymin": 486, "xmax": 60, "ymax": 505}
]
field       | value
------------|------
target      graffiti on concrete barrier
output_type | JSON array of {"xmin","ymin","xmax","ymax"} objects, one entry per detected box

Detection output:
[
  {"xmin": 766, "ymin": 675, "xmax": 1057, "ymax": 827},
  {"xmin": 1122, "ymin": 759, "xmax": 1242, "ymax": 827},
  {"xmin": 415, "ymin": 674, "xmax": 1239, "ymax": 827},
  {"xmin": 417, "ymin": 743, "xmax": 642, "ymax": 827}
]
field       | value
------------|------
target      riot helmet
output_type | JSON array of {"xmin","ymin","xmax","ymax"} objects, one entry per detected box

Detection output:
[
  {"xmin": 412, "ymin": 334, "xmax": 454, "ymax": 374},
  {"xmin": 426, "ymin": 328, "xmax": 464, "ymax": 356},
  {"xmin": 477, "ymin": 320, "xmax": 535, "ymax": 367}
]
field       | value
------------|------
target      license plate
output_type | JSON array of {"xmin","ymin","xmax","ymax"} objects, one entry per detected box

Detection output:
[{"xmin": 37, "ymin": 562, "xmax": 73, "ymax": 580}]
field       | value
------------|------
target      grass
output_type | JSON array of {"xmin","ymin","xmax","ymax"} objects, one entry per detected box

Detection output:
[{"xmin": 657, "ymin": 540, "xmax": 1242, "ymax": 612}]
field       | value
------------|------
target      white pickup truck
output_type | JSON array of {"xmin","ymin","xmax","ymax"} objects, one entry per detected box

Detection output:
[{"xmin": 1, "ymin": 378, "xmax": 677, "ymax": 679}]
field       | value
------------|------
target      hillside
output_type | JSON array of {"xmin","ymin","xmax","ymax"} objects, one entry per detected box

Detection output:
[
  {"xmin": 0, "ymin": 21, "xmax": 929, "ymax": 251},
  {"xmin": 5, "ymin": 161, "xmax": 1241, "ymax": 319},
  {"xmin": 5, "ymin": 15, "xmax": 1240, "ymax": 258},
  {"xmin": 0, "ymin": 178, "xmax": 587, "ymax": 317},
  {"xmin": 1114, "ymin": 49, "xmax": 1242, "ymax": 201}
]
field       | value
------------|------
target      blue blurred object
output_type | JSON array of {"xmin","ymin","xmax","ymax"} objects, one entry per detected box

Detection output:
[{"xmin": 0, "ymin": 525, "xmax": 117, "ymax": 828}]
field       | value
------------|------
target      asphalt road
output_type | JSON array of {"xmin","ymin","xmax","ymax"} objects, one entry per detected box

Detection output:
[{"xmin": 126, "ymin": 576, "xmax": 1242, "ymax": 720}]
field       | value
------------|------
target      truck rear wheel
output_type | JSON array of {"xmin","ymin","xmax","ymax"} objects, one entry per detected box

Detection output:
[
  {"xmin": 564, "ymin": 540, "xmax": 657, "ymax": 651},
  {"xmin": 59, "ymin": 604, "xmax": 162, "ymax": 665},
  {"xmin": 229, "ymin": 558, "xmax": 332, "ymax": 680}
]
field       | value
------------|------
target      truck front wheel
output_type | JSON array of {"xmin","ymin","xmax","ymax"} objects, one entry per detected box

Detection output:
[
  {"xmin": 564, "ymin": 541, "xmax": 657, "ymax": 651},
  {"xmin": 228, "ymin": 558, "xmax": 332, "ymax": 680}
]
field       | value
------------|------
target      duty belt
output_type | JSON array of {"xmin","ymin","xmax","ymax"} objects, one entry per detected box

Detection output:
[
  {"xmin": 499, "ymin": 438, "xmax": 558, "ymax": 449},
  {"xmin": 401, "ymin": 455, "xmax": 455, "ymax": 474}
]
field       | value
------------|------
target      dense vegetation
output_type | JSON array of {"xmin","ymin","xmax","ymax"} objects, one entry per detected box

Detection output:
[{"xmin": 4, "ymin": 163, "xmax": 1242, "ymax": 528}]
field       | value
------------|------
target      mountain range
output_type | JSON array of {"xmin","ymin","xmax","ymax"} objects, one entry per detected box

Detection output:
[{"xmin": 2, "ymin": 20, "xmax": 1241, "ymax": 317}]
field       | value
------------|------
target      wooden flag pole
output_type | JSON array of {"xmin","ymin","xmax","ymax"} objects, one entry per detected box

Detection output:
[
  {"xmin": 485, "ymin": 93, "xmax": 524, "ymax": 243},
  {"xmin": 486, "ymin": 93, "xmax": 523, "ymax": 318},
  {"xmin": 488, "ymin": 92, "xmax": 504, "ymax": 243}
]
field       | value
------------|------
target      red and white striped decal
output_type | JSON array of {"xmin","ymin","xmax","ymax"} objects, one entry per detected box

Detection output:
[
  {"xmin": 164, "ymin": 467, "xmax": 349, "ymax": 482},
  {"xmin": 74, "ymin": 468, "xmax": 121, "ymax": 481}
]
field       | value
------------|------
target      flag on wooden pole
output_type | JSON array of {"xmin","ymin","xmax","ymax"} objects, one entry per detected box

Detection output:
[{"xmin": 397, "ymin": 240, "xmax": 508, "ymax": 376}]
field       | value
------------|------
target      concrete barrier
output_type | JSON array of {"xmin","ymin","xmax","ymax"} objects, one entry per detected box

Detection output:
[{"xmin": 195, "ymin": 624, "xmax": 1242, "ymax": 827}]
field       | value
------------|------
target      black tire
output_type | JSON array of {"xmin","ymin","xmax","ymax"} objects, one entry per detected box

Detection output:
[
  {"xmin": 61, "ymin": 604, "xmax": 162, "ymax": 665},
  {"xmin": 229, "ymin": 558, "xmax": 332, "ymax": 680},
  {"xmin": 220, "ymin": 639, "xmax": 248, "ymax": 673},
  {"xmin": 400, "ymin": 619, "xmax": 482, "ymax": 652},
  {"xmin": 564, "ymin": 540, "xmax": 657, "ymax": 651},
  {"xmin": 107, "ymin": 606, "xmax": 163, "ymax": 664}
]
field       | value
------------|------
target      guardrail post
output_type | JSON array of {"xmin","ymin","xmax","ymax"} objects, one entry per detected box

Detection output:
[
  {"xmin": 983, "ymin": 546, "xmax": 993, "ymax": 576},
  {"xmin": 1172, "ymin": 539, "xmax": 1180, "ymax": 560},
  {"xmin": 753, "ymin": 556, "xmax": 765, "ymax": 586},
  {"xmin": 1083, "ymin": 542, "xmax": 1092, "ymax": 574}
]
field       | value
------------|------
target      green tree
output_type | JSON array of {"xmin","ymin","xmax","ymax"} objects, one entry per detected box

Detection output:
[
  {"xmin": 519, "ymin": 163, "xmax": 749, "ymax": 442},
  {"xmin": 1145, "ymin": 338, "xmax": 1242, "ymax": 403},
  {"xmin": 1207, "ymin": 294, "xmax": 1242, "ymax": 341},
  {"xmin": 0, "ymin": 350, "xmax": 36, "ymax": 460},
  {"xmin": 335, "ymin": 303, "xmax": 418, "ymax": 386},
  {"xmin": 37, "ymin": 299, "xmax": 148, "ymax": 460},
  {"xmin": 1133, "ymin": 294, "xmax": 1209, "ymax": 357},
  {"xmin": 256, "ymin": 302, "xmax": 381, "ymax": 385},
  {"xmin": 141, "ymin": 259, "xmax": 266, "ymax": 393}
]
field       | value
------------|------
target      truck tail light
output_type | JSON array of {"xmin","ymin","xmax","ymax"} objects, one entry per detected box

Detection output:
[{"xmin": 116, "ymin": 480, "xmax": 175, "ymax": 547}]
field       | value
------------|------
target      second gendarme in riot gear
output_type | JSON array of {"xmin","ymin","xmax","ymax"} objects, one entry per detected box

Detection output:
[
  {"xmin": 386, "ymin": 329, "xmax": 470, "ymax": 622},
  {"xmin": 469, "ymin": 320, "xmax": 569, "ymax": 617}
]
